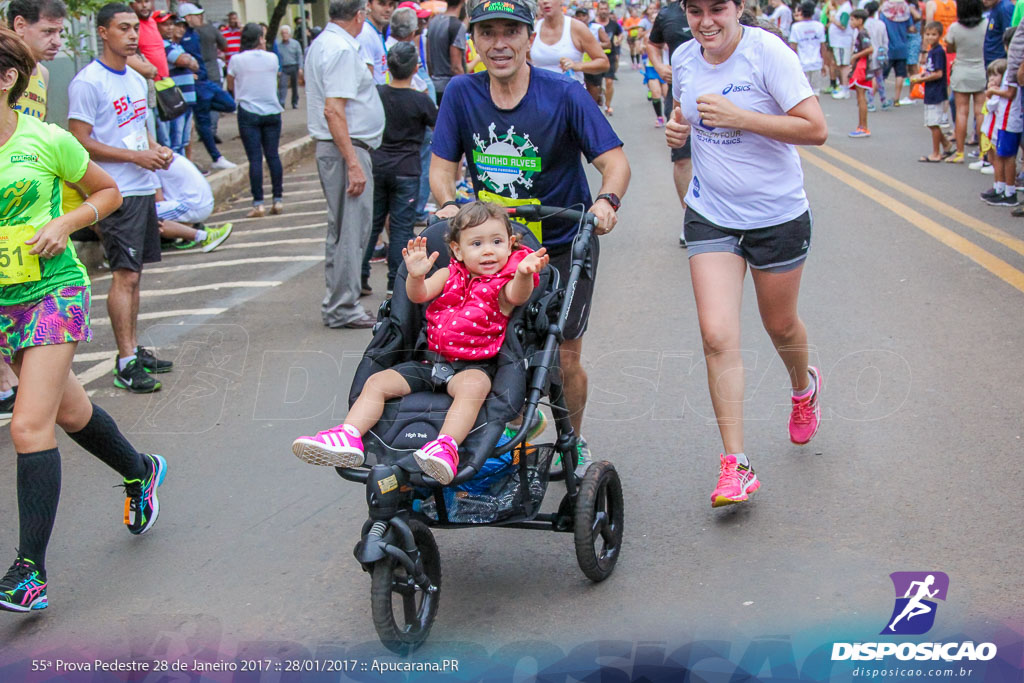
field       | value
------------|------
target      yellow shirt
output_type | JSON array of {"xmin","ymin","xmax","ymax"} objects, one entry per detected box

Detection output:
[
  {"xmin": 466, "ymin": 38, "xmax": 487, "ymax": 73},
  {"xmin": 13, "ymin": 66, "xmax": 47, "ymax": 121}
]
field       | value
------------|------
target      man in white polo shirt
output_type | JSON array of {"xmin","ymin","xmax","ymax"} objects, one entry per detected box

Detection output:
[{"xmin": 306, "ymin": 0, "xmax": 386, "ymax": 328}]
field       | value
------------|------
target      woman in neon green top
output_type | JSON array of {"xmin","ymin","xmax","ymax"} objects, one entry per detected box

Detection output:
[{"xmin": 0, "ymin": 29, "xmax": 168, "ymax": 615}]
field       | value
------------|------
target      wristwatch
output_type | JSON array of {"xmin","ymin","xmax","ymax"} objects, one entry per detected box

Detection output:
[{"xmin": 595, "ymin": 193, "xmax": 621, "ymax": 211}]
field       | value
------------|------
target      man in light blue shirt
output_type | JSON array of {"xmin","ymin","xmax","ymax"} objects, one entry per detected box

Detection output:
[{"xmin": 277, "ymin": 24, "xmax": 304, "ymax": 108}]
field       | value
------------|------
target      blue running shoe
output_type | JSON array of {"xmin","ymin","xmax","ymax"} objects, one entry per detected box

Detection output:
[
  {"xmin": 0, "ymin": 556, "xmax": 47, "ymax": 613},
  {"xmin": 123, "ymin": 454, "xmax": 167, "ymax": 535}
]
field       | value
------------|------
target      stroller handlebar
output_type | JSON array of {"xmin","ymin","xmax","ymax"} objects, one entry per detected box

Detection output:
[{"xmin": 505, "ymin": 205, "xmax": 598, "ymax": 227}]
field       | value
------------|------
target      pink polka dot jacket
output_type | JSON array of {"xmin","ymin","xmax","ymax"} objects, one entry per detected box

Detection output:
[{"xmin": 425, "ymin": 247, "xmax": 540, "ymax": 362}]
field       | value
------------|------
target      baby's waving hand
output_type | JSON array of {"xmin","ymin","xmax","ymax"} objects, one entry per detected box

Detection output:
[
  {"xmin": 403, "ymin": 236, "xmax": 439, "ymax": 279},
  {"xmin": 516, "ymin": 246, "xmax": 549, "ymax": 276}
]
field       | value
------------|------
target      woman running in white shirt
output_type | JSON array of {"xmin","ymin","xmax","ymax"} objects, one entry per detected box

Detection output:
[
  {"xmin": 665, "ymin": 0, "xmax": 828, "ymax": 508},
  {"xmin": 530, "ymin": 0, "xmax": 608, "ymax": 84}
]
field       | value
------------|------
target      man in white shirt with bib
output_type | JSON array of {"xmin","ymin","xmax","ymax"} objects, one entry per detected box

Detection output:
[{"xmin": 68, "ymin": 2, "xmax": 175, "ymax": 393}]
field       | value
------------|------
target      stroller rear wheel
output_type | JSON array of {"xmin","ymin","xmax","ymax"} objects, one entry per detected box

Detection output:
[
  {"xmin": 574, "ymin": 461, "xmax": 624, "ymax": 582},
  {"xmin": 370, "ymin": 519, "xmax": 442, "ymax": 654}
]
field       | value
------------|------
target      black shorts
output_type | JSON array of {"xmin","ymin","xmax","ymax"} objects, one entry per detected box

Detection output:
[
  {"xmin": 584, "ymin": 72, "xmax": 604, "ymax": 87},
  {"xmin": 393, "ymin": 358, "xmax": 497, "ymax": 393},
  {"xmin": 887, "ymin": 58, "xmax": 908, "ymax": 79},
  {"xmin": 666, "ymin": 100, "xmax": 692, "ymax": 161},
  {"xmin": 683, "ymin": 207, "xmax": 812, "ymax": 273},
  {"xmin": 547, "ymin": 235, "xmax": 600, "ymax": 340},
  {"xmin": 97, "ymin": 194, "xmax": 161, "ymax": 272},
  {"xmin": 604, "ymin": 54, "xmax": 618, "ymax": 80}
]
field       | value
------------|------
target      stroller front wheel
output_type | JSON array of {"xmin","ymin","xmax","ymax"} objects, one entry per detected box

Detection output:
[
  {"xmin": 574, "ymin": 461, "xmax": 624, "ymax": 582},
  {"xmin": 370, "ymin": 519, "xmax": 442, "ymax": 654}
]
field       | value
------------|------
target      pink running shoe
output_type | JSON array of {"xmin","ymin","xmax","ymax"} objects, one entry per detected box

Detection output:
[
  {"xmin": 655, "ymin": 116, "xmax": 665, "ymax": 128},
  {"xmin": 292, "ymin": 424, "xmax": 365, "ymax": 467},
  {"xmin": 414, "ymin": 435, "xmax": 459, "ymax": 485},
  {"xmin": 711, "ymin": 454, "xmax": 760, "ymax": 508},
  {"xmin": 789, "ymin": 366, "xmax": 822, "ymax": 445}
]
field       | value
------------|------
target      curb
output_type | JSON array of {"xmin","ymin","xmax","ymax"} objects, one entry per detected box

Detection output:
[
  {"xmin": 73, "ymin": 135, "xmax": 317, "ymax": 269},
  {"xmin": 206, "ymin": 134, "xmax": 316, "ymax": 207}
]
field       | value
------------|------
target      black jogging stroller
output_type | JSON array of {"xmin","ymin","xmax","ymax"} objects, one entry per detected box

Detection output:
[{"xmin": 333, "ymin": 205, "xmax": 624, "ymax": 654}]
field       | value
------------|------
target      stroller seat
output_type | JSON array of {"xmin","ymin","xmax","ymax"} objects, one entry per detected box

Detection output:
[{"xmin": 348, "ymin": 220, "xmax": 556, "ymax": 486}]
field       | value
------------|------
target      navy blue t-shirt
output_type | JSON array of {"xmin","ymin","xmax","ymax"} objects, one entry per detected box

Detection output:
[
  {"xmin": 432, "ymin": 67, "xmax": 623, "ymax": 246},
  {"xmin": 923, "ymin": 44, "xmax": 947, "ymax": 104},
  {"xmin": 984, "ymin": 0, "xmax": 1014, "ymax": 65}
]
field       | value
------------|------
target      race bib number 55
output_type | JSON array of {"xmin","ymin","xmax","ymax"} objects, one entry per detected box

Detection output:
[{"xmin": 0, "ymin": 224, "xmax": 42, "ymax": 285}]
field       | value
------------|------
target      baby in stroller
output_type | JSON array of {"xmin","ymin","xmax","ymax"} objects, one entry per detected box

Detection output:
[{"xmin": 292, "ymin": 202, "xmax": 549, "ymax": 484}]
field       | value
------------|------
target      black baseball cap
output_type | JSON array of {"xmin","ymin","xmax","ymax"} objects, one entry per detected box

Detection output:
[{"xmin": 469, "ymin": 0, "xmax": 535, "ymax": 30}]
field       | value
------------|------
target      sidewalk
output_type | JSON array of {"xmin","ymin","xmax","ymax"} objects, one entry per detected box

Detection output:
[{"xmin": 190, "ymin": 86, "xmax": 315, "ymax": 207}]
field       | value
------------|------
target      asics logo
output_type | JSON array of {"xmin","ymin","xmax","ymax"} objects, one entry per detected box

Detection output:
[{"xmin": 722, "ymin": 83, "xmax": 752, "ymax": 95}]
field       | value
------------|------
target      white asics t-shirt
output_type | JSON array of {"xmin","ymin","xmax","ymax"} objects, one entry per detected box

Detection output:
[
  {"xmin": 156, "ymin": 153, "xmax": 214, "ymax": 216},
  {"xmin": 67, "ymin": 59, "xmax": 157, "ymax": 196},
  {"xmin": 789, "ymin": 20, "xmax": 827, "ymax": 72},
  {"xmin": 672, "ymin": 26, "xmax": 815, "ymax": 229}
]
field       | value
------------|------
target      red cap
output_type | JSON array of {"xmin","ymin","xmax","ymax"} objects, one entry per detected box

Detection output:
[
  {"xmin": 152, "ymin": 10, "xmax": 176, "ymax": 23},
  {"xmin": 398, "ymin": 1, "xmax": 432, "ymax": 18}
]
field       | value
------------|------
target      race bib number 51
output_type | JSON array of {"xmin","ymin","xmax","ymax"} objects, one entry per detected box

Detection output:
[{"xmin": 0, "ymin": 224, "xmax": 42, "ymax": 285}]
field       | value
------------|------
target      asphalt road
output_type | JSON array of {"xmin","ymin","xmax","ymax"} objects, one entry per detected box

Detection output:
[{"xmin": 0, "ymin": 67, "xmax": 1021, "ymax": 679}]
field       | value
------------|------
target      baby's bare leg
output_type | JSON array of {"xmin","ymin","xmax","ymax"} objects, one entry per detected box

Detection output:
[
  {"xmin": 344, "ymin": 369, "xmax": 412, "ymax": 434},
  {"xmin": 440, "ymin": 369, "xmax": 491, "ymax": 443}
]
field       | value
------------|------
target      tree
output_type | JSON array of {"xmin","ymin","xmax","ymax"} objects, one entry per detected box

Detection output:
[{"xmin": 266, "ymin": 0, "xmax": 292, "ymax": 49}]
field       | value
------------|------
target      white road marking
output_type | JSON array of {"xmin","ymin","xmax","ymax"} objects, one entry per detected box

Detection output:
[
  {"xmin": 209, "ymin": 198, "xmax": 325, "ymax": 218},
  {"xmin": 230, "ymin": 222, "xmax": 325, "ymax": 237},
  {"xmin": 220, "ymin": 237, "xmax": 323, "ymax": 250},
  {"xmin": 73, "ymin": 350, "xmax": 117, "ymax": 363},
  {"xmin": 91, "ymin": 281, "xmax": 281, "ymax": 300},
  {"xmin": 212, "ymin": 210, "xmax": 326, "ymax": 225},
  {"xmin": 90, "ymin": 308, "xmax": 228, "ymax": 327},
  {"xmin": 92, "ymin": 255, "xmax": 323, "ymax": 281},
  {"xmin": 77, "ymin": 359, "xmax": 117, "ymax": 388}
]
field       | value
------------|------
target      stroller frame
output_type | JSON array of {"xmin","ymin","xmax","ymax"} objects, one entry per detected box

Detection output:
[{"xmin": 333, "ymin": 206, "xmax": 624, "ymax": 653}]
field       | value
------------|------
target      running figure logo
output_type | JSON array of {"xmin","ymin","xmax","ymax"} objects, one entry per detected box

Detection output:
[
  {"xmin": 471, "ymin": 123, "xmax": 542, "ymax": 199},
  {"xmin": 881, "ymin": 572, "xmax": 949, "ymax": 635}
]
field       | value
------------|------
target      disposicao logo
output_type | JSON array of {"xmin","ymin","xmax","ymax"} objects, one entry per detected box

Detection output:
[
  {"xmin": 831, "ymin": 572, "xmax": 997, "ymax": 663},
  {"xmin": 883, "ymin": 571, "xmax": 948, "ymax": 635}
]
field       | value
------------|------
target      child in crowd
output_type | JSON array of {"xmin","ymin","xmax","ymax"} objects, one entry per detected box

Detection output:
[
  {"xmin": 362, "ymin": 42, "xmax": 438, "ymax": 297},
  {"xmin": 292, "ymin": 202, "xmax": 549, "ymax": 485},
  {"xmin": 970, "ymin": 60, "xmax": 1005, "ymax": 176},
  {"xmin": 912, "ymin": 22, "xmax": 954, "ymax": 161},
  {"xmin": 848, "ymin": 9, "xmax": 875, "ymax": 137},
  {"xmin": 863, "ymin": 2, "xmax": 891, "ymax": 110},
  {"xmin": 789, "ymin": 1, "xmax": 828, "ymax": 95},
  {"xmin": 978, "ymin": 44, "xmax": 1022, "ymax": 206}
]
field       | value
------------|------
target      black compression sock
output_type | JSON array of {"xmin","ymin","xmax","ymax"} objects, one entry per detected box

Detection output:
[
  {"xmin": 652, "ymin": 98, "xmax": 663, "ymax": 117},
  {"xmin": 18, "ymin": 448, "xmax": 61, "ymax": 572},
  {"xmin": 66, "ymin": 404, "xmax": 147, "ymax": 480}
]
